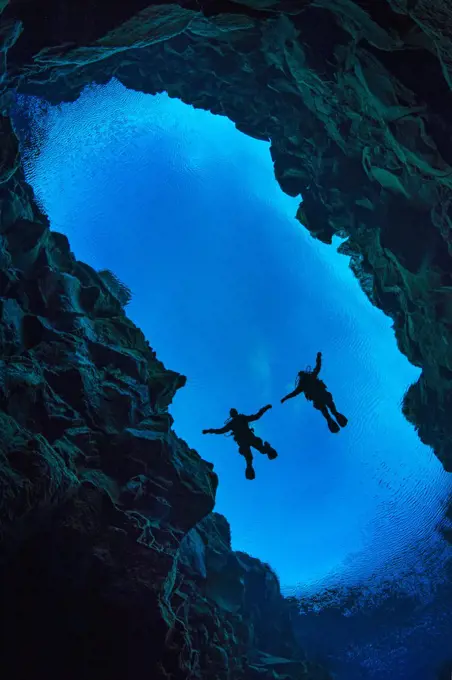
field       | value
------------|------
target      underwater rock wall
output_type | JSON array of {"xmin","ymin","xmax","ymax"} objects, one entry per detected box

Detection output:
[
  {"xmin": 437, "ymin": 660, "xmax": 452, "ymax": 679},
  {"xmin": 1, "ymin": 0, "xmax": 452, "ymax": 676},
  {"xmin": 3, "ymin": 0, "xmax": 452, "ymax": 469},
  {"xmin": 0, "ymin": 109, "xmax": 328, "ymax": 678}
]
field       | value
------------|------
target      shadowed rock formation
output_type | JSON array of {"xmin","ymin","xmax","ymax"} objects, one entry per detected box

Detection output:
[
  {"xmin": 437, "ymin": 659, "xmax": 452, "ymax": 680},
  {"xmin": 1, "ymin": 0, "xmax": 452, "ymax": 677},
  {"xmin": 1, "ymin": 0, "xmax": 452, "ymax": 469}
]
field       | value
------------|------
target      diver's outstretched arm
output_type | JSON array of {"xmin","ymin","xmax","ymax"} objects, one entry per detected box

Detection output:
[
  {"xmin": 281, "ymin": 386, "xmax": 303, "ymax": 403},
  {"xmin": 202, "ymin": 424, "xmax": 232, "ymax": 435},
  {"xmin": 313, "ymin": 351, "xmax": 322, "ymax": 377},
  {"xmin": 247, "ymin": 404, "xmax": 272, "ymax": 422}
]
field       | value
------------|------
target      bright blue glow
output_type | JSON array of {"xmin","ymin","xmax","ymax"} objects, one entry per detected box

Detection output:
[{"xmin": 16, "ymin": 79, "xmax": 452, "ymax": 594}]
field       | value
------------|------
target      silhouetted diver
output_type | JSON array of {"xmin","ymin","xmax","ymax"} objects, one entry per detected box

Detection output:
[
  {"xmin": 281, "ymin": 352, "xmax": 348, "ymax": 433},
  {"xmin": 202, "ymin": 404, "xmax": 277, "ymax": 480}
]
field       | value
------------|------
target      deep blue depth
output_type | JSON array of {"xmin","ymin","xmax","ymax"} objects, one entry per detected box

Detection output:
[{"xmin": 13, "ymin": 79, "xmax": 452, "ymax": 679}]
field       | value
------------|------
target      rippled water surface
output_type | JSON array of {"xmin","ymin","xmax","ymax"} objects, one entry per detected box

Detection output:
[{"xmin": 14, "ymin": 81, "xmax": 452, "ymax": 607}]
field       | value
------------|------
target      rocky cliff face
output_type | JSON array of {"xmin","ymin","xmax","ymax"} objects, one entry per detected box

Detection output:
[
  {"xmin": 437, "ymin": 660, "xmax": 452, "ymax": 680},
  {"xmin": 1, "ymin": 0, "xmax": 452, "ymax": 677},
  {"xmin": 0, "ymin": 109, "xmax": 328, "ymax": 677}
]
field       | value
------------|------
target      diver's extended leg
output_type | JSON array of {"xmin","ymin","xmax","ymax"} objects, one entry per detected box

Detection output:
[
  {"xmin": 325, "ymin": 393, "xmax": 348, "ymax": 428},
  {"xmin": 251, "ymin": 436, "xmax": 278, "ymax": 460},
  {"xmin": 238, "ymin": 443, "xmax": 256, "ymax": 480},
  {"xmin": 318, "ymin": 405, "xmax": 340, "ymax": 433}
]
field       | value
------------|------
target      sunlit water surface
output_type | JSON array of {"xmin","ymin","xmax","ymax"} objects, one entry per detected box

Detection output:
[{"xmin": 14, "ymin": 81, "xmax": 452, "ymax": 606}]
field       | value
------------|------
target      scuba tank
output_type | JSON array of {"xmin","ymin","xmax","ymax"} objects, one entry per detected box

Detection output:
[
  {"xmin": 223, "ymin": 415, "xmax": 254, "ymax": 437},
  {"xmin": 296, "ymin": 369, "xmax": 310, "ymax": 387}
]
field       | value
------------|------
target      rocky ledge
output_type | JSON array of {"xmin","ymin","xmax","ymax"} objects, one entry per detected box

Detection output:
[{"xmin": 0, "ymin": 123, "xmax": 328, "ymax": 677}]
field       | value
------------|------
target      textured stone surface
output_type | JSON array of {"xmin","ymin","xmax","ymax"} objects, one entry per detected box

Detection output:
[
  {"xmin": 177, "ymin": 513, "xmax": 330, "ymax": 679},
  {"xmin": 1, "ymin": 0, "xmax": 452, "ymax": 676},
  {"xmin": 1, "ymin": 0, "xmax": 452, "ymax": 469},
  {"xmin": 437, "ymin": 659, "xmax": 452, "ymax": 680}
]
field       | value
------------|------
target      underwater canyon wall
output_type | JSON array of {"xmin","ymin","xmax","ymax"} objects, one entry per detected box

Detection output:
[{"xmin": 1, "ymin": 0, "xmax": 452, "ymax": 677}]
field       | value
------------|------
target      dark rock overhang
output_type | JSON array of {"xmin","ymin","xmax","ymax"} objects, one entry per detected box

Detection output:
[{"xmin": 3, "ymin": 0, "xmax": 451, "ymax": 469}]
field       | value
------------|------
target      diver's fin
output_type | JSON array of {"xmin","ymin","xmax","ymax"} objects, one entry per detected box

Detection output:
[
  {"xmin": 336, "ymin": 414, "xmax": 348, "ymax": 428},
  {"xmin": 264, "ymin": 443, "xmax": 278, "ymax": 460},
  {"xmin": 245, "ymin": 464, "xmax": 256, "ymax": 480},
  {"xmin": 328, "ymin": 420, "xmax": 340, "ymax": 434}
]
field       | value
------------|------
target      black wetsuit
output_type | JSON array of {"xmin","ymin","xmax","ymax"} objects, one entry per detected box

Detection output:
[
  {"xmin": 228, "ymin": 415, "xmax": 270, "ymax": 463},
  {"xmin": 203, "ymin": 405, "xmax": 277, "ymax": 476},
  {"xmin": 281, "ymin": 352, "xmax": 348, "ymax": 433},
  {"xmin": 297, "ymin": 373, "xmax": 334, "ymax": 411}
]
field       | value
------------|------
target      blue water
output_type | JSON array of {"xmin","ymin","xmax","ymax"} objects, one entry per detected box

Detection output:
[{"xmin": 13, "ymin": 79, "xmax": 452, "ymax": 677}]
